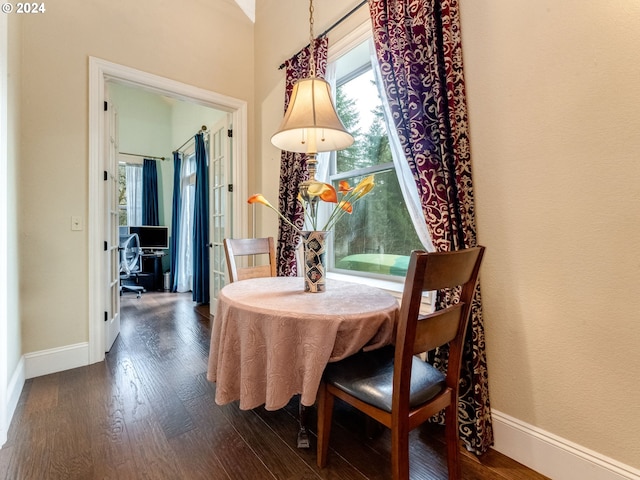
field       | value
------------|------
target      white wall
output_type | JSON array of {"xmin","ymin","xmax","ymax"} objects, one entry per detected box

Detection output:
[
  {"xmin": 1, "ymin": 13, "xmax": 23, "ymax": 448},
  {"xmin": 0, "ymin": 12, "xmax": 9, "ymax": 448},
  {"xmin": 6, "ymin": 6, "xmax": 21, "ymax": 381}
]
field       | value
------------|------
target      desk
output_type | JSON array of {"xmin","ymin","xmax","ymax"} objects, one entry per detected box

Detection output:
[
  {"xmin": 141, "ymin": 252, "xmax": 165, "ymax": 291},
  {"xmin": 207, "ymin": 276, "xmax": 398, "ymax": 446}
]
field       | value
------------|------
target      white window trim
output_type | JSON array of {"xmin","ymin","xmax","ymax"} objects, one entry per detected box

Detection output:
[
  {"xmin": 327, "ymin": 21, "xmax": 372, "ymax": 64},
  {"xmin": 325, "ymin": 20, "xmax": 434, "ymax": 309}
]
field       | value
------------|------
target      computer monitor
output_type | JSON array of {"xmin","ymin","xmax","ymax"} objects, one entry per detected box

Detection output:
[{"xmin": 128, "ymin": 225, "xmax": 169, "ymax": 251}]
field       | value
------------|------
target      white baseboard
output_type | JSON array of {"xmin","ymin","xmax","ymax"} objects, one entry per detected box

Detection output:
[
  {"xmin": 492, "ymin": 409, "xmax": 640, "ymax": 480},
  {"xmin": 7, "ymin": 356, "xmax": 24, "ymax": 423},
  {"xmin": 2, "ymin": 346, "xmax": 88, "ymax": 448},
  {"xmin": 24, "ymin": 342, "xmax": 89, "ymax": 379},
  {"xmin": 0, "ymin": 356, "xmax": 24, "ymax": 448}
]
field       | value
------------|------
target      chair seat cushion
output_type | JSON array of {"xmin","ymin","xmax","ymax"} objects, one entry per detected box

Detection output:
[{"xmin": 323, "ymin": 346, "xmax": 446, "ymax": 413}]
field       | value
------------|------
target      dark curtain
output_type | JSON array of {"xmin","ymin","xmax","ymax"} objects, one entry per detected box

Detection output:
[
  {"xmin": 192, "ymin": 133, "xmax": 210, "ymax": 304},
  {"xmin": 142, "ymin": 159, "xmax": 159, "ymax": 226},
  {"xmin": 169, "ymin": 151, "xmax": 182, "ymax": 293},
  {"xmin": 369, "ymin": 0, "xmax": 493, "ymax": 454},
  {"xmin": 275, "ymin": 37, "xmax": 329, "ymax": 277}
]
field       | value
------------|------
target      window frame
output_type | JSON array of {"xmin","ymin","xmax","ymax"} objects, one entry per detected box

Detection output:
[
  {"xmin": 118, "ymin": 157, "xmax": 143, "ymax": 227},
  {"xmin": 323, "ymin": 23, "xmax": 426, "ymax": 299}
]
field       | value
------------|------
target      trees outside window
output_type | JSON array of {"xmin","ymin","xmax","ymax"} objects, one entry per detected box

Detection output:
[
  {"xmin": 327, "ymin": 45, "xmax": 423, "ymax": 279},
  {"xmin": 118, "ymin": 164, "xmax": 128, "ymax": 226}
]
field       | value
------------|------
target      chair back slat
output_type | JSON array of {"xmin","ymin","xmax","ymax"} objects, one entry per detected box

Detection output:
[
  {"xmin": 420, "ymin": 249, "xmax": 483, "ymax": 291},
  {"xmin": 224, "ymin": 237, "xmax": 277, "ymax": 282},
  {"xmin": 236, "ymin": 265, "xmax": 274, "ymax": 281},
  {"xmin": 413, "ymin": 304, "xmax": 463, "ymax": 355},
  {"xmin": 229, "ymin": 237, "xmax": 272, "ymax": 256},
  {"xmin": 394, "ymin": 246, "xmax": 485, "ymax": 404}
]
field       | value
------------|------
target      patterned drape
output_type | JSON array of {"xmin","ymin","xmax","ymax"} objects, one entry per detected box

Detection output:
[
  {"xmin": 192, "ymin": 133, "xmax": 210, "ymax": 304},
  {"xmin": 369, "ymin": 0, "xmax": 493, "ymax": 454},
  {"xmin": 142, "ymin": 159, "xmax": 159, "ymax": 226},
  {"xmin": 276, "ymin": 37, "xmax": 329, "ymax": 277}
]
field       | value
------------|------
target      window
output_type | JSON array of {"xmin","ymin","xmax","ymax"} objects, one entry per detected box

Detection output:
[
  {"xmin": 323, "ymin": 39, "xmax": 424, "ymax": 281},
  {"xmin": 174, "ymin": 152, "xmax": 199, "ymax": 293},
  {"xmin": 118, "ymin": 162, "xmax": 142, "ymax": 226}
]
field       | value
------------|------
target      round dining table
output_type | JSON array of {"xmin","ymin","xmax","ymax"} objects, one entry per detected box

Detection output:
[{"xmin": 207, "ymin": 276, "xmax": 399, "ymax": 411}]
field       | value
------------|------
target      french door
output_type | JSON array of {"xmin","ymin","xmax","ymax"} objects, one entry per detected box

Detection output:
[
  {"xmin": 208, "ymin": 115, "xmax": 232, "ymax": 312},
  {"xmin": 104, "ymin": 96, "xmax": 121, "ymax": 352}
]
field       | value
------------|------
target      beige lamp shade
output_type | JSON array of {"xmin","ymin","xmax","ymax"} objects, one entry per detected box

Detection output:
[{"xmin": 271, "ymin": 77, "xmax": 354, "ymax": 154}]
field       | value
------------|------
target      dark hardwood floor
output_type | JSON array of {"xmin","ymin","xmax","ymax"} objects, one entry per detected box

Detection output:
[{"xmin": 0, "ymin": 291, "xmax": 548, "ymax": 480}]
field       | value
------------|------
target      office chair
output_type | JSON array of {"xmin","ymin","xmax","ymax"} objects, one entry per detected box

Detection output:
[
  {"xmin": 223, "ymin": 237, "xmax": 277, "ymax": 282},
  {"xmin": 316, "ymin": 246, "xmax": 485, "ymax": 480},
  {"xmin": 119, "ymin": 233, "xmax": 145, "ymax": 298}
]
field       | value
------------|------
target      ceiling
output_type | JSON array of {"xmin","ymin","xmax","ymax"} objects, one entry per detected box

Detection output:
[{"xmin": 233, "ymin": 0, "xmax": 255, "ymax": 22}]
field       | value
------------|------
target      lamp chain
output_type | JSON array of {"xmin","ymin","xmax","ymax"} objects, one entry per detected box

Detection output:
[{"xmin": 309, "ymin": 0, "xmax": 315, "ymax": 78}]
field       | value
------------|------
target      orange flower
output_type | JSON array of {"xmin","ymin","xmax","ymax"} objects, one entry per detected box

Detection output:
[
  {"xmin": 248, "ymin": 194, "xmax": 272, "ymax": 208},
  {"xmin": 247, "ymin": 175, "xmax": 374, "ymax": 233},
  {"xmin": 248, "ymin": 193, "xmax": 302, "ymax": 234},
  {"xmin": 338, "ymin": 200, "xmax": 353, "ymax": 214},
  {"xmin": 307, "ymin": 182, "xmax": 337, "ymax": 203},
  {"xmin": 338, "ymin": 180, "xmax": 353, "ymax": 193}
]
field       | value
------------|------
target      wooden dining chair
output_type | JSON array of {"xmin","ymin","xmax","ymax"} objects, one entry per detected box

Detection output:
[
  {"xmin": 223, "ymin": 237, "xmax": 277, "ymax": 282},
  {"xmin": 316, "ymin": 246, "xmax": 485, "ymax": 480}
]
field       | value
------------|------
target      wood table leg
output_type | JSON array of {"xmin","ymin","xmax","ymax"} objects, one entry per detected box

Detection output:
[{"xmin": 297, "ymin": 401, "xmax": 310, "ymax": 448}]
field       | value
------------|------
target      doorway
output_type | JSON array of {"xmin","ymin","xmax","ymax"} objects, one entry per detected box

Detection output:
[{"xmin": 88, "ymin": 57, "xmax": 248, "ymax": 365}]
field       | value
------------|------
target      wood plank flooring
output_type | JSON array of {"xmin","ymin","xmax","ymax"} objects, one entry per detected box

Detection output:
[{"xmin": 0, "ymin": 291, "xmax": 549, "ymax": 480}]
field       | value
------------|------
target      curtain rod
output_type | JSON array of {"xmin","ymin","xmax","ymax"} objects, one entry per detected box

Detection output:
[
  {"xmin": 119, "ymin": 152, "xmax": 166, "ymax": 161},
  {"xmin": 173, "ymin": 125, "xmax": 208, "ymax": 153},
  {"xmin": 277, "ymin": 0, "xmax": 368, "ymax": 70}
]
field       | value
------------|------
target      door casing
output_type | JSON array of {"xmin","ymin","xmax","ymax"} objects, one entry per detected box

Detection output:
[{"xmin": 88, "ymin": 57, "xmax": 248, "ymax": 364}]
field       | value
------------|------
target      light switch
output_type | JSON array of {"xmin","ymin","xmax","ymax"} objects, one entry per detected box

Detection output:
[{"xmin": 71, "ymin": 216, "xmax": 83, "ymax": 231}]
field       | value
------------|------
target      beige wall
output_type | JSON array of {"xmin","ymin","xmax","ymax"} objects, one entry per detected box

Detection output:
[
  {"xmin": 18, "ymin": 0, "xmax": 254, "ymax": 353},
  {"xmin": 460, "ymin": 0, "xmax": 640, "ymax": 468},
  {"xmin": 12, "ymin": 0, "xmax": 640, "ymax": 471},
  {"xmin": 254, "ymin": 0, "xmax": 640, "ymax": 471}
]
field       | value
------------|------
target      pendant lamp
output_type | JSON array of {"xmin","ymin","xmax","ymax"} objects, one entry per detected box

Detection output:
[{"xmin": 271, "ymin": 0, "xmax": 354, "ymax": 183}]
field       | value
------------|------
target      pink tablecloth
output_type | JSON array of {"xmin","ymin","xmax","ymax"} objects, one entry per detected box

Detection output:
[{"xmin": 207, "ymin": 277, "xmax": 398, "ymax": 410}]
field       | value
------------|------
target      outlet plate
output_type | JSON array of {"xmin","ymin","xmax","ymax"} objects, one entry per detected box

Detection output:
[{"xmin": 71, "ymin": 216, "xmax": 83, "ymax": 231}]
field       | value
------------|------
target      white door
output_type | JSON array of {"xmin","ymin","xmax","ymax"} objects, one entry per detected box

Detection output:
[
  {"xmin": 104, "ymin": 95, "xmax": 121, "ymax": 352},
  {"xmin": 209, "ymin": 115, "xmax": 232, "ymax": 311}
]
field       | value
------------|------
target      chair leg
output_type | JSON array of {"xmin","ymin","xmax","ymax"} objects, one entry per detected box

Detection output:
[
  {"xmin": 444, "ymin": 403, "xmax": 462, "ymax": 480},
  {"xmin": 391, "ymin": 422, "xmax": 410, "ymax": 480},
  {"xmin": 316, "ymin": 382, "xmax": 334, "ymax": 468}
]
